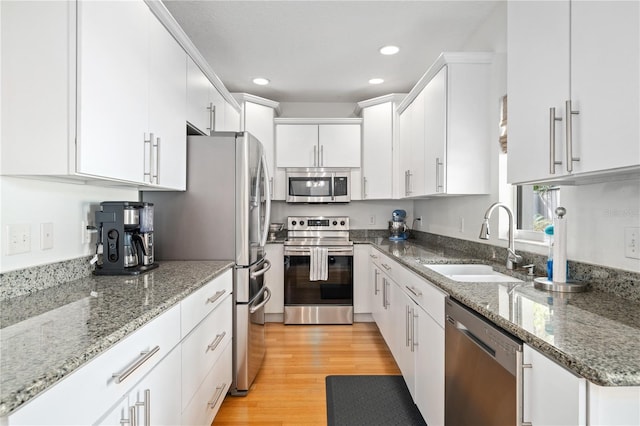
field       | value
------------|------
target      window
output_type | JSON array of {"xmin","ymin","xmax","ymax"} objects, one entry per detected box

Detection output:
[{"xmin": 516, "ymin": 185, "xmax": 560, "ymax": 232}]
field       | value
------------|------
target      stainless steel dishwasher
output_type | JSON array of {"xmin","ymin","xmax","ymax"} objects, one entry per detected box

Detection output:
[{"xmin": 445, "ymin": 297, "xmax": 523, "ymax": 426}]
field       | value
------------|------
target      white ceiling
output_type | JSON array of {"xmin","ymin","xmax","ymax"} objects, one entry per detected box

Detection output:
[{"xmin": 163, "ymin": 0, "xmax": 501, "ymax": 103}]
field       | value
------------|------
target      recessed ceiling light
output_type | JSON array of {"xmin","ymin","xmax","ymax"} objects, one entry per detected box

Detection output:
[
  {"xmin": 252, "ymin": 77, "xmax": 270, "ymax": 85},
  {"xmin": 379, "ymin": 45, "xmax": 400, "ymax": 55},
  {"xmin": 369, "ymin": 78, "xmax": 384, "ymax": 85}
]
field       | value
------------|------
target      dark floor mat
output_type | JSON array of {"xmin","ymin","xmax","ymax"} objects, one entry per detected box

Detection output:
[{"xmin": 325, "ymin": 375, "xmax": 427, "ymax": 426}]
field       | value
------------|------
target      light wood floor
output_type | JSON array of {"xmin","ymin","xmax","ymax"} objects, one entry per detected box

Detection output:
[{"xmin": 213, "ymin": 322, "xmax": 400, "ymax": 425}]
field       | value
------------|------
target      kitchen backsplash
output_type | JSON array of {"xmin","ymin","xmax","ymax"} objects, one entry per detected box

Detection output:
[{"xmin": 3, "ymin": 232, "xmax": 638, "ymax": 302}]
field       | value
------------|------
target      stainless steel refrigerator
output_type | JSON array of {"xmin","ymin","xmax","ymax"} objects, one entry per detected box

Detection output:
[{"xmin": 142, "ymin": 131, "xmax": 272, "ymax": 395}]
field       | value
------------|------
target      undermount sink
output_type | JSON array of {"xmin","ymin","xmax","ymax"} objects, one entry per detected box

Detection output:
[{"xmin": 424, "ymin": 264, "xmax": 523, "ymax": 283}]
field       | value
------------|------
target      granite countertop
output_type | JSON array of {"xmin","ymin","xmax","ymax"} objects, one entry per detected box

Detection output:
[
  {"xmin": 0, "ymin": 260, "xmax": 233, "ymax": 416},
  {"xmin": 362, "ymin": 238, "xmax": 640, "ymax": 387}
]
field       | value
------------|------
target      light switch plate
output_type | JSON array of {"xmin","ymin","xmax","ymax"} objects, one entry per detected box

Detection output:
[
  {"xmin": 7, "ymin": 224, "xmax": 31, "ymax": 255},
  {"xmin": 625, "ymin": 227, "xmax": 640, "ymax": 259}
]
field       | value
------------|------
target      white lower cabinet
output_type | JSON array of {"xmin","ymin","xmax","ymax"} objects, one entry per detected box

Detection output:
[
  {"xmin": 4, "ymin": 269, "xmax": 234, "ymax": 425},
  {"xmin": 96, "ymin": 347, "xmax": 181, "ymax": 426},
  {"xmin": 414, "ymin": 303, "xmax": 444, "ymax": 426},
  {"xmin": 264, "ymin": 243, "xmax": 284, "ymax": 317},
  {"xmin": 353, "ymin": 244, "xmax": 372, "ymax": 316},
  {"xmin": 522, "ymin": 344, "xmax": 587, "ymax": 425}
]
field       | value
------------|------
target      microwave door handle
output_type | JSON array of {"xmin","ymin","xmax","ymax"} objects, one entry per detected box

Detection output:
[{"xmin": 330, "ymin": 174, "xmax": 335, "ymax": 201}]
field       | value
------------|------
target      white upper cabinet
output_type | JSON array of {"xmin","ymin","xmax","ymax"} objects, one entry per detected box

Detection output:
[
  {"xmin": 358, "ymin": 95, "xmax": 406, "ymax": 200},
  {"xmin": 187, "ymin": 58, "xmax": 241, "ymax": 135},
  {"xmin": 398, "ymin": 53, "xmax": 492, "ymax": 198},
  {"xmin": 507, "ymin": 0, "xmax": 640, "ymax": 184},
  {"xmin": 275, "ymin": 119, "xmax": 362, "ymax": 168},
  {"xmin": 1, "ymin": 0, "xmax": 188, "ymax": 189}
]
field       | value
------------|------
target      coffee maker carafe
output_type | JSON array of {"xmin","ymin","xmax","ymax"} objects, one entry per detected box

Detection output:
[
  {"xmin": 94, "ymin": 201, "xmax": 158, "ymax": 275},
  {"xmin": 389, "ymin": 209, "xmax": 408, "ymax": 241}
]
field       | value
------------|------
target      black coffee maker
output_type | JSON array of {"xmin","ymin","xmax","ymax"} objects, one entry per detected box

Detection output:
[{"xmin": 94, "ymin": 201, "xmax": 158, "ymax": 275}]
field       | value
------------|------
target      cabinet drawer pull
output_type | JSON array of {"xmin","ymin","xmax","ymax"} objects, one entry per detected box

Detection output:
[
  {"xmin": 207, "ymin": 331, "xmax": 227, "ymax": 353},
  {"xmin": 143, "ymin": 133, "xmax": 154, "ymax": 183},
  {"xmin": 405, "ymin": 285, "xmax": 422, "ymax": 297},
  {"xmin": 206, "ymin": 289, "xmax": 227, "ymax": 305},
  {"xmin": 207, "ymin": 103, "xmax": 215, "ymax": 134},
  {"xmin": 112, "ymin": 346, "xmax": 160, "ymax": 384},
  {"xmin": 152, "ymin": 136, "xmax": 160, "ymax": 185},
  {"xmin": 381, "ymin": 263, "xmax": 391, "ymax": 271},
  {"xmin": 435, "ymin": 157, "xmax": 444, "ymax": 192},
  {"xmin": 207, "ymin": 383, "xmax": 226, "ymax": 409}
]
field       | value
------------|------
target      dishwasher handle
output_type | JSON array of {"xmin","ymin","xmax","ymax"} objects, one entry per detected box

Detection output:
[{"xmin": 449, "ymin": 317, "xmax": 497, "ymax": 359}]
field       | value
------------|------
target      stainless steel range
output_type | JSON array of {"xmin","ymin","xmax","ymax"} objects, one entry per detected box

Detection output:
[{"xmin": 284, "ymin": 216, "xmax": 353, "ymax": 324}]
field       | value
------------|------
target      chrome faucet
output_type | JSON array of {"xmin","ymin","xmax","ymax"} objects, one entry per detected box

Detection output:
[{"xmin": 479, "ymin": 202, "xmax": 523, "ymax": 270}]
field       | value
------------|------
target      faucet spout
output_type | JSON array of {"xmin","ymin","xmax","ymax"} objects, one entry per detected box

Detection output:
[{"xmin": 479, "ymin": 202, "xmax": 522, "ymax": 270}]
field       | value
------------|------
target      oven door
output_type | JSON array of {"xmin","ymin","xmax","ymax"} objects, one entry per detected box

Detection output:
[{"xmin": 283, "ymin": 247, "xmax": 353, "ymax": 306}]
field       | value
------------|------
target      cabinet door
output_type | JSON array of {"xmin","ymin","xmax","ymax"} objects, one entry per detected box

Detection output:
[
  {"xmin": 414, "ymin": 306, "xmax": 444, "ymax": 426},
  {"xmin": 147, "ymin": 14, "xmax": 187, "ymax": 190},
  {"xmin": 398, "ymin": 103, "xmax": 413, "ymax": 197},
  {"xmin": 523, "ymin": 344, "xmax": 586, "ymax": 425},
  {"xmin": 264, "ymin": 243, "xmax": 284, "ymax": 315},
  {"xmin": 186, "ymin": 57, "xmax": 212, "ymax": 134},
  {"xmin": 318, "ymin": 124, "xmax": 361, "ymax": 167},
  {"xmin": 209, "ymin": 87, "xmax": 226, "ymax": 132},
  {"xmin": 507, "ymin": 0, "xmax": 570, "ymax": 184},
  {"xmin": 392, "ymin": 285, "xmax": 416, "ymax": 399},
  {"xmin": 370, "ymin": 256, "xmax": 385, "ymax": 326},
  {"xmin": 276, "ymin": 124, "xmax": 318, "ymax": 167},
  {"xmin": 569, "ymin": 1, "xmax": 640, "ymax": 174},
  {"xmin": 77, "ymin": 0, "xmax": 149, "ymax": 183},
  {"xmin": 408, "ymin": 91, "xmax": 426, "ymax": 197},
  {"xmin": 353, "ymin": 244, "xmax": 371, "ymax": 315},
  {"xmin": 423, "ymin": 67, "xmax": 447, "ymax": 195},
  {"xmin": 362, "ymin": 103, "xmax": 393, "ymax": 199}
]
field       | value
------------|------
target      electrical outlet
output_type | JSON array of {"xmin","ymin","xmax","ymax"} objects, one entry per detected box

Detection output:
[
  {"xmin": 625, "ymin": 227, "xmax": 640, "ymax": 259},
  {"xmin": 7, "ymin": 224, "xmax": 31, "ymax": 255},
  {"xmin": 416, "ymin": 216, "xmax": 422, "ymax": 229},
  {"xmin": 41, "ymin": 223, "xmax": 54, "ymax": 250},
  {"xmin": 369, "ymin": 215, "xmax": 376, "ymax": 225},
  {"xmin": 459, "ymin": 217, "xmax": 465, "ymax": 233}
]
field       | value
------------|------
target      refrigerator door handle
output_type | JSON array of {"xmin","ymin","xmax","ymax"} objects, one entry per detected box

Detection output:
[
  {"xmin": 249, "ymin": 286, "xmax": 272, "ymax": 314},
  {"xmin": 251, "ymin": 259, "xmax": 271, "ymax": 279},
  {"xmin": 260, "ymin": 154, "xmax": 272, "ymax": 247}
]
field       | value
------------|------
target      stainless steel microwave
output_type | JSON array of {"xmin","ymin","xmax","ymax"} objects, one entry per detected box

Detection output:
[{"xmin": 286, "ymin": 169, "xmax": 350, "ymax": 203}]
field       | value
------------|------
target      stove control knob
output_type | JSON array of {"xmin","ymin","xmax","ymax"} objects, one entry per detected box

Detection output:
[
  {"xmin": 300, "ymin": 221, "xmax": 305, "ymax": 226},
  {"xmin": 340, "ymin": 220, "xmax": 346, "ymax": 226},
  {"xmin": 291, "ymin": 221, "xmax": 297, "ymax": 226},
  {"xmin": 333, "ymin": 220, "xmax": 338, "ymax": 226}
]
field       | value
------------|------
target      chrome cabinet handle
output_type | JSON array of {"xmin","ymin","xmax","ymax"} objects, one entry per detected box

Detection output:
[
  {"xmin": 369, "ymin": 254, "xmax": 378, "ymax": 259},
  {"xmin": 407, "ymin": 170, "xmax": 412, "ymax": 195},
  {"xmin": 120, "ymin": 406, "xmax": 137, "ymax": 426},
  {"xmin": 134, "ymin": 389, "xmax": 150, "ymax": 426},
  {"xmin": 152, "ymin": 137, "xmax": 159, "ymax": 185},
  {"xmin": 435, "ymin": 157, "xmax": 444, "ymax": 192},
  {"xmin": 405, "ymin": 305, "xmax": 411, "ymax": 347},
  {"xmin": 320, "ymin": 144, "xmax": 324, "ymax": 166},
  {"xmin": 374, "ymin": 269, "xmax": 380, "ymax": 295},
  {"xmin": 207, "ymin": 103, "xmax": 215, "ymax": 135},
  {"xmin": 206, "ymin": 331, "xmax": 227, "ymax": 353},
  {"xmin": 112, "ymin": 346, "xmax": 160, "ymax": 384},
  {"xmin": 208, "ymin": 383, "xmax": 226, "ymax": 409},
  {"xmin": 313, "ymin": 145, "xmax": 317, "ymax": 167},
  {"xmin": 384, "ymin": 280, "xmax": 391, "ymax": 308},
  {"xmin": 406, "ymin": 285, "xmax": 422, "ymax": 298},
  {"xmin": 269, "ymin": 177, "xmax": 274, "ymax": 199},
  {"xmin": 565, "ymin": 100, "xmax": 580, "ymax": 172},
  {"xmin": 549, "ymin": 107, "xmax": 563, "ymax": 174},
  {"xmin": 411, "ymin": 309, "xmax": 418, "ymax": 352},
  {"xmin": 206, "ymin": 289, "xmax": 227, "ymax": 305},
  {"xmin": 382, "ymin": 278, "xmax": 387, "ymax": 309},
  {"xmin": 363, "ymin": 177, "xmax": 368, "ymax": 199},
  {"xmin": 381, "ymin": 263, "xmax": 391, "ymax": 271},
  {"xmin": 143, "ymin": 133, "xmax": 154, "ymax": 183}
]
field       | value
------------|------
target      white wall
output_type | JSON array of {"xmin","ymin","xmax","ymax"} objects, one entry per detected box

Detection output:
[{"xmin": 0, "ymin": 177, "xmax": 138, "ymax": 273}]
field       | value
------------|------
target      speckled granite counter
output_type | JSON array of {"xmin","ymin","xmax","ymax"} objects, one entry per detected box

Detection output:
[
  {"xmin": 0, "ymin": 260, "xmax": 233, "ymax": 416},
  {"xmin": 358, "ymin": 238, "xmax": 640, "ymax": 387}
]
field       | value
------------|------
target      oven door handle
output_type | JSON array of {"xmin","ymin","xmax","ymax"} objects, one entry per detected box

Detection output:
[
  {"xmin": 251, "ymin": 259, "xmax": 272, "ymax": 279},
  {"xmin": 249, "ymin": 286, "xmax": 272, "ymax": 314},
  {"xmin": 284, "ymin": 247, "xmax": 354, "ymax": 256}
]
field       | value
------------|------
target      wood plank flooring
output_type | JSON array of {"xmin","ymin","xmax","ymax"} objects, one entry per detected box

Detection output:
[{"xmin": 213, "ymin": 322, "xmax": 400, "ymax": 425}]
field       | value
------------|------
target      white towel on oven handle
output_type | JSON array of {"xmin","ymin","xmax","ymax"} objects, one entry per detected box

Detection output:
[{"xmin": 310, "ymin": 247, "xmax": 328, "ymax": 281}]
